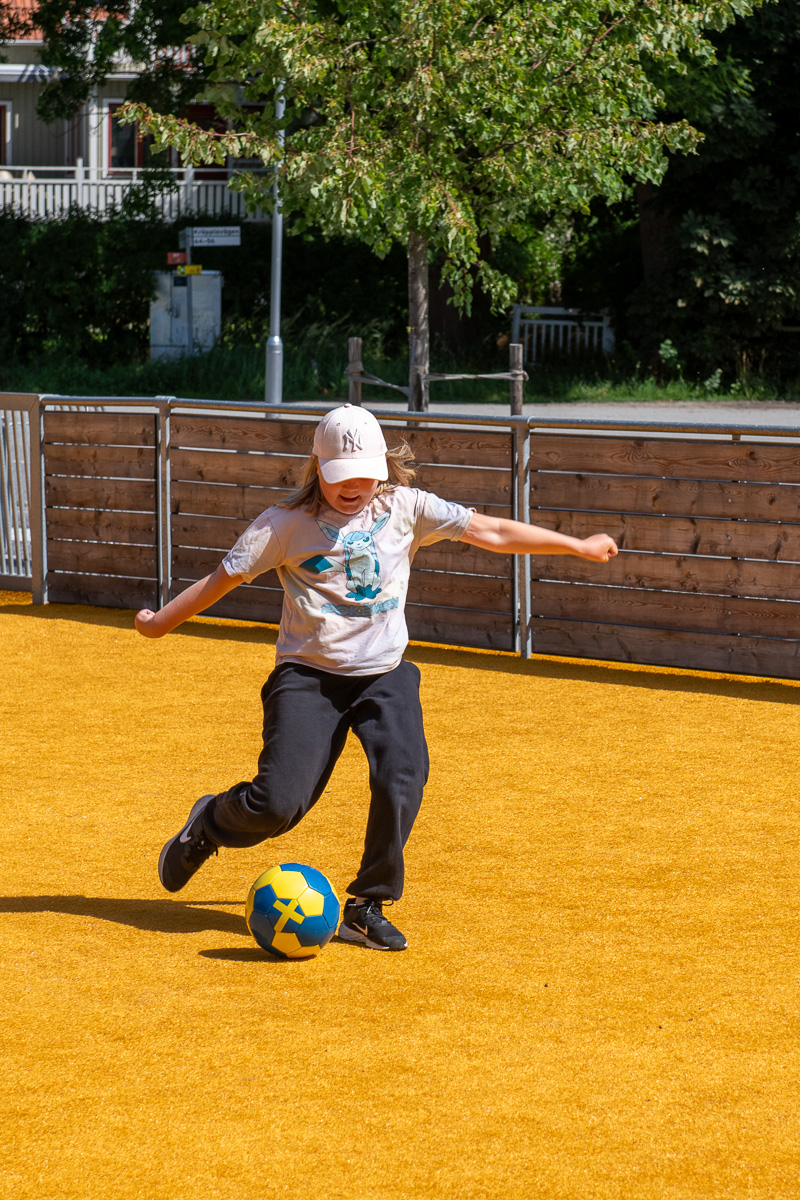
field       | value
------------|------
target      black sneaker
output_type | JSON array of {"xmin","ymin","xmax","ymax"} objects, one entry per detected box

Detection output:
[
  {"xmin": 338, "ymin": 898, "xmax": 407, "ymax": 951},
  {"xmin": 158, "ymin": 795, "xmax": 218, "ymax": 893}
]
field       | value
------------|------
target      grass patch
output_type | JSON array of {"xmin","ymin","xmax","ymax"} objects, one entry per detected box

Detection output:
[{"xmin": 1, "ymin": 341, "xmax": 796, "ymax": 405}]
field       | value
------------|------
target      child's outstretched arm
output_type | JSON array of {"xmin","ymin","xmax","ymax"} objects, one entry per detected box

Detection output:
[
  {"xmin": 461, "ymin": 513, "xmax": 618, "ymax": 562},
  {"xmin": 134, "ymin": 563, "xmax": 245, "ymax": 639}
]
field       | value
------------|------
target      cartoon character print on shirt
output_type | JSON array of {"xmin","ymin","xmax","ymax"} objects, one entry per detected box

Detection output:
[{"xmin": 300, "ymin": 510, "xmax": 391, "ymax": 601}]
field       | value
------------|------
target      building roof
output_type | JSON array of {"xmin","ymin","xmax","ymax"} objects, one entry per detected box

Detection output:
[{"xmin": 4, "ymin": 0, "xmax": 42, "ymax": 42}]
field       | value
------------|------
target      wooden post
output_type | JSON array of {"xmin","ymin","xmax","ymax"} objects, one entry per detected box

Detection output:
[
  {"xmin": 509, "ymin": 342, "xmax": 524, "ymax": 416},
  {"xmin": 348, "ymin": 337, "xmax": 363, "ymax": 406}
]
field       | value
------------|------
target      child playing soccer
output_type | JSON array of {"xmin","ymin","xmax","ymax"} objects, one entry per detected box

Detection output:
[{"xmin": 135, "ymin": 404, "xmax": 618, "ymax": 950}]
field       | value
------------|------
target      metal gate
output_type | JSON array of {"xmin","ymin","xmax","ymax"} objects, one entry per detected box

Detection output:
[{"xmin": 0, "ymin": 395, "xmax": 36, "ymax": 589}]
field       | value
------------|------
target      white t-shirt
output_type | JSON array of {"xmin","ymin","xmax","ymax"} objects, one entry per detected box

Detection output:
[{"xmin": 222, "ymin": 486, "xmax": 473, "ymax": 675}]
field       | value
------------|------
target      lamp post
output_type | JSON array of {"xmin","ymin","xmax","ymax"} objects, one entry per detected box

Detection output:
[{"xmin": 265, "ymin": 86, "xmax": 285, "ymax": 404}]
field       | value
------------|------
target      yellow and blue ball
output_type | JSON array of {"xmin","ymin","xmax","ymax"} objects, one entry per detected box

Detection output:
[{"xmin": 246, "ymin": 863, "xmax": 340, "ymax": 959}]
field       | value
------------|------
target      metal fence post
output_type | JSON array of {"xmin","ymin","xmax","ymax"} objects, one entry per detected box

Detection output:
[
  {"xmin": 29, "ymin": 396, "xmax": 47, "ymax": 604},
  {"xmin": 513, "ymin": 418, "xmax": 531, "ymax": 658},
  {"xmin": 156, "ymin": 400, "xmax": 173, "ymax": 610},
  {"xmin": 348, "ymin": 337, "xmax": 363, "ymax": 406}
]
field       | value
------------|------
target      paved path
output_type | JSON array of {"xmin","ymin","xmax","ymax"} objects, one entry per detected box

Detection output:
[{"xmin": 283, "ymin": 397, "xmax": 800, "ymax": 431}]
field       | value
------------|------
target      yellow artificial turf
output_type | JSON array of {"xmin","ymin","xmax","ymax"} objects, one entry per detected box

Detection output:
[{"xmin": 1, "ymin": 589, "xmax": 799, "ymax": 1199}]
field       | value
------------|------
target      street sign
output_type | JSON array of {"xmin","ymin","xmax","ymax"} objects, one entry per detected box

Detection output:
[
  {"xmin": 167, "ymin": 251, "xmax": 187, "ymax": 265},
  {"xmin": 177, "ymin": 264, "xmax": 202, "ymax": 275},
  {"xmin": 179, "ymin": 226, "xmax": 241, "ymax": 249}
]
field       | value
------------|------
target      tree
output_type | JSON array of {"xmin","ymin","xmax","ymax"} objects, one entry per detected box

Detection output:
[
  {"xmin": 627, "ymin": 0, "xmax": 800, "ymax": 381},
  {"xmin": 0, "ymin": 1, "xmax": 207, "ymax": 123},
  {"xmin": 125, "ymin": 0, "xmax": 754, "ymax": 408}
]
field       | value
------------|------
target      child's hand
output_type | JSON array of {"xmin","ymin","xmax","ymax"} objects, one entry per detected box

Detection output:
[
  {"xmin": 135, "ymin": 608, "xmax": 164, "ymax": 638},
  {"xmin": 578, "ymin": 534, "xmax": 618, "ymax": 562}
]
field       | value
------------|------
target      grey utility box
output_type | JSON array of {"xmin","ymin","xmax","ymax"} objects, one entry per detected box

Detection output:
[{"xmin": 149, "ymin": 270, "xmax": 223, "ymax": 361}]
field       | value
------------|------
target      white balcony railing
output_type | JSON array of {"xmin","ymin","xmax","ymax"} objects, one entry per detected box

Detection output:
[{"xmin": 0, "ymin": 162, "xmax": 268, "ymax": 220}]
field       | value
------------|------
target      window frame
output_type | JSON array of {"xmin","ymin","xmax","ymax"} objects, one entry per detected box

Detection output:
[{"xmin": 0, "ymin": 101, "xmax": 12, "ymax": 166}]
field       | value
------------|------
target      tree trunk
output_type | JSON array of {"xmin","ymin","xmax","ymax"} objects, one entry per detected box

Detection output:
[{"xmin": 408, "ymin": 231, "xmax": 430, "ymax": 411}]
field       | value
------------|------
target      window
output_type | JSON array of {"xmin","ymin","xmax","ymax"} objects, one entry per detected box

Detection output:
[
  {"xmin": 0, "ymin": 104, "xmax": 10, "ymax": 166},
  {"xmin": 108, "ymin": 102, "xmax": 153, "ymax": 171}
]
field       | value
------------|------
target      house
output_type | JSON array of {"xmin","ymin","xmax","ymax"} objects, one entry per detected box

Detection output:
[{"xmin": 0, "ymin": 1, "xmax": 260, "ymax": 219}]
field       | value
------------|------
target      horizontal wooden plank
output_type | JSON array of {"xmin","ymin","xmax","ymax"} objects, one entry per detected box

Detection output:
[
  {"xmin": 529, "ymin": 618, "xmax": 800, "ymax": 680},
  {"xmin": 171, "ymin": 481, "xmax": 289, "ymax": 520},
  {"xmin": 45, "ymin": 508, "xmax": 158, "ymax": 546},
  {"xmin": 412, "ymin": 463, "xmax": 512, "ymax": 507},
  {"xmin": 412, "ymin": 539, "xmax": 512, "ymax": 577},
  {"xmin": 47, "ymin": 573, "xmax": 157, "ymax": 610},
  {"xmin": 532, "ymin": 581, "xmax": 800, "ymax": 640},
  {"xmin": 530, "ymin": 549, "xmax": 800, "ymax": 601},
  {"xmin": 45, "ymin": 476, "xmax": 156, "ymax": 513},
  {"xmin": 406, "ymin": 604, "xmax": 514, "ymax": 651},
  {"xmin": 171, "ymin": 546, "xmax": 277, "ymax": 584},
  {"xmin": 44, "ymin": 443, "xmax": 156, "ymax": 481},
  {"xmin": 170, "ymin": 447, "xmax": 305, "ymax": 489},
  {"xmin": 171, "ymin": 512, "xmax": 251, "ymax": 551},
  {"xmin": 530, "ymin": 433, "xmax": 800, "ymax": 483},
  {"xmin": 199, "ymin": 586, "xmax": 284, "ymax": 627},
  {"xmin": 402, "ymin": 428, "xmax": 511, "ymax": 469},
  {"xmin": 43, "ymin": 411, "xmax": 157, "ymax": 447},
  {"xmin": 170, "ymin": 449, "xmax": 511, "ymax": 508},
  {"xmin": 531, "ymin": 509, "xmax": 800, "ymax": 562},
  {"xmin": 171, "ymin": 416, "xmax": 315, "ymax": 456},
  {"xmin": 407, "ymin": 569, "xmax": 512, "ymax": 612},
  {"xmin": 47, "ymin": 539, "xmax": 157, "ymax": 577},
  {"xmin": 171, "ymin": 416, "xmax": 512, "ymax": 468},
  {"xmin": 531, "ymin": 472, "xmax": 800, "ymax": 523}
]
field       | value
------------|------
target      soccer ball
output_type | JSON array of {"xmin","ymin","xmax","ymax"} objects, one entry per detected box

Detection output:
[{"xmin": 246, "ymin": 863, "xmax": 341, "ymax": 959}]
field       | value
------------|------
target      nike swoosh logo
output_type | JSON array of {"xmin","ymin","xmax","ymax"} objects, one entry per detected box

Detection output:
[
  {"xmin": 353, "ymin": 922, "xmax": 369, "ymax": 935},
  {"xmin": 179, "ymin": 829, "xmax": 194, "ymax": 843}
]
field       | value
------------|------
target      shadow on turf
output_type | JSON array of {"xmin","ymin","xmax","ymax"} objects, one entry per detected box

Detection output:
[
  {"xmin": 6, "ymin": 597, "xmax": 800, "ymax": 706},
  {"xmin": 200, "ymin": 947, "xmax": 299, "ymax": 963},
  {"xmin": 0, "ymin": 894, "xmax": 250, "ymax": 937}
]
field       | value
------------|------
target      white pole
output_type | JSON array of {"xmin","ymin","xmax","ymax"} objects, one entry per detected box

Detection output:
[{"xmin": 265, "ymin": 86, "xmax": 285, "ymax": 404}]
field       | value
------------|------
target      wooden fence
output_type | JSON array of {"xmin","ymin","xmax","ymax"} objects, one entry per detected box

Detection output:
[
  {"xmin": 528, "ymin": 427, "xmax": 800, "ymax": 677},
  {"xmin": 9, "ymin": 394, "xmax": 800, "ymax": 679},
  {"xmin": 40, "ymin": 402, "xmax": 519, "ymax": 652},
  {"xmin": 44, "ymin": 409, "xmax": 160, "ymax": 611}
]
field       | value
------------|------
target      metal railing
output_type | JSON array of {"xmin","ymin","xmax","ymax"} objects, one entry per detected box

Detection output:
[
  {"xmin": 511, "ymin": 304, "xmax": 614, "ymax": 364},
  {"xmin": 0, "ymin": 394, "xmax": 36, "ymax": 589},
  {"xmin": 0, "ymin": 163, "xmax": 268, "ymax": 220}
]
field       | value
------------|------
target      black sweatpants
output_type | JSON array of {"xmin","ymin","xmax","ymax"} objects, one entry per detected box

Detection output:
[{"xmin": 203, "ymin": 658, "xmax": 429, "ymax": 901}]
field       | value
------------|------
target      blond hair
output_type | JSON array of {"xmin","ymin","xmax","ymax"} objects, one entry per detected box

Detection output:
[{"xmin": 277, "ymin": 440, "xmax": 417, "ymax": 516}]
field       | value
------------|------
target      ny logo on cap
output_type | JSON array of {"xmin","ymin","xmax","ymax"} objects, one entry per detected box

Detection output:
[{"xmin": 343, "ymin": 426, "xmax": 363, "ymax": 453}]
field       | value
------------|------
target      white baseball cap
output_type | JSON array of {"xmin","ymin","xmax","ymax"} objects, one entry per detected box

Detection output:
[{"xmin": 313, "ymin": 404, "xmax": 389, "ymax": 483}]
